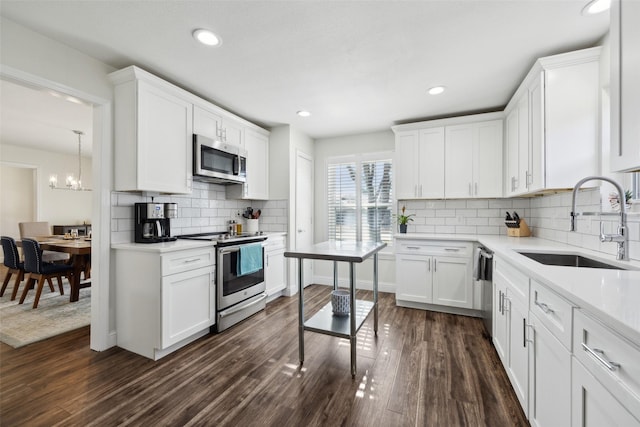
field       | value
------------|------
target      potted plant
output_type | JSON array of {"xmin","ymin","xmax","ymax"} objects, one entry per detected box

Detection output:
[{"xmin": 395, "ymin": 205, "xmax": 414, "ymax": 233}]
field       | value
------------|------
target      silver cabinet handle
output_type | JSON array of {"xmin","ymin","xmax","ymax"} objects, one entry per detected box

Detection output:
[
  {"xmin": 499, "ymin": 291, "xmax": 504, "ymax": 315},
  {"xmin": 183, "ymin": 258, "xmax": 201, "ymax": 264},
  {"xmin": 434, "ymin": 259, "xmax": 437, "ymax": 272},
  {"xmin": 535, "ymin": 300, "xmax": 554, "ymax": 314},
  {"xmin": 406, "ymin": 246, "xmax": 421, "ymax": 250},
  {"xmin": 428, "ymin": 258, "xmax": 431, "ymax": 272},
  {"xmin": 415, "ymin": 184, "xmax": 418, "ymax": 197},
  {"xmin": 444, "ymin": 248, "xmax": 460, "ymax": 252},
  {"xmin": 419, "ymin": 184, "xmax": 423, "ymax": 197},
  {"xmin": 474, "ymin": 182, "xmax": 478, "ymax": 195},
  {"xmin": 582, "ymin": 343, "xmax": 621, "ymax": 371},
  {"xmin": 468, "ymin": 183, "xmax": 472, "ymax": 196}
]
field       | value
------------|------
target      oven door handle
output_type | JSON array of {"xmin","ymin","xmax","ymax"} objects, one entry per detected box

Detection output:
[
  {"xmin": 219, "ymin": 242, "xmax": 267, "ymax": 255},
  {"xmin": 218, "ymin": 293, "xmax": 267, "ymax": 318}
]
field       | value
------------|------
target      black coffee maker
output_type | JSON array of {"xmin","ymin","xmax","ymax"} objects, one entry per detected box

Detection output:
[{"xmin": 134, "ymin": 203, "xmax": 178, "ymax": 243}]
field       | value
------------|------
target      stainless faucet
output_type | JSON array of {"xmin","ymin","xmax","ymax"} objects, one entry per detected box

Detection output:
[{"xmin": 570, "ymin": 176, "xmax": 629, "ymax": 261}]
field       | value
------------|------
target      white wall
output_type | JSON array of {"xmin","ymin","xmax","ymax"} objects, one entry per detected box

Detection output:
[
  {"xmin": 0, "ymin": 164, "xmax": 34, "ymax": 239},
  {"xmin": 1, "ymin": 144, "xmax": 93, "ymax": 231}
]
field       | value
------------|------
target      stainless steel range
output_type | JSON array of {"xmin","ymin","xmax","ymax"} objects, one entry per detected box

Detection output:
[{"xmin": 178, "ymin": 232, "xmax": 268, "ymax": 332}]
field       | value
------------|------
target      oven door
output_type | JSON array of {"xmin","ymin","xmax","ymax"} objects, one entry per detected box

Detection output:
[{"xmin": 217, "ymin": 243, "xmax": 266, "ymax": 310}]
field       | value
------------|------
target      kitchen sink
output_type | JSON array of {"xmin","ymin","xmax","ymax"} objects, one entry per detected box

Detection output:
[{"xmin": 517, "ymin": 252, "xmax": 628, "ymax": 270}]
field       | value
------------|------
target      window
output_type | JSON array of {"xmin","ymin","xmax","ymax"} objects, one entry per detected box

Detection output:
[{"xmin": 327, "ymin": 153, "xmax": 393, "ymax": 243}]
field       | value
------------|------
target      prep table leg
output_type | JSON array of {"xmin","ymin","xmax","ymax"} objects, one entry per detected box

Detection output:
[
  {"xmin": 374, "ymin": 252, "xmax": 379, "ymax": 336},
  {"xmin": 298, "ymin": 258, "xmax": 304, "ymax": 366},
  {"xmin": 333, "ymin": 260, "xmax": 338, "ymax": 291},
  {"xmin": 350, "ymin": 262, "xmax": 356, "ymax": 378}
]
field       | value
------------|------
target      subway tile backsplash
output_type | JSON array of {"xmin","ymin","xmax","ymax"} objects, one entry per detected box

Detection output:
[
  {"xmin": 110, "ymin": 181, "xmax": 288, "ymax": 244},
  {"xmin": 399, "ymin": 187, "xmax": 640, "ymax": 262}
]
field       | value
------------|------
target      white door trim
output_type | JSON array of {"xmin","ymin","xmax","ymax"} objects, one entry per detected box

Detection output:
[{"xmin": 0, "ymin": 64, "xmax": 114, "ymax": 351}]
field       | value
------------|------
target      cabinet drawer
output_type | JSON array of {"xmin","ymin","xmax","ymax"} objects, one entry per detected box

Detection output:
[
  {"xmin": 395, "ymin": 240, "xmax": 471, "ymax": 257},
  {"xmin": 530, "ymin": 279, "xmax": 574, "ymax": 350},
  {"xmin": 266, "ymin": 235, "xmax": 286, "ymax": 251},
  {"xmin": 494, "ymin": 257, "xmax": 528, "ymax": 305},
  {"xmin": 161, "ymin": 247, "xmax": 215, "ymax": 276},
  {"xmin": 574, "ymin": 310, "xmax": 640, "ymax": 421}
]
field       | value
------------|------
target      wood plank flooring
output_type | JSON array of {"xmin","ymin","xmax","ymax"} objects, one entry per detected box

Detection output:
[{"xmin": 0, "ymin": 285, "xmax": 529, "ymax": 426}]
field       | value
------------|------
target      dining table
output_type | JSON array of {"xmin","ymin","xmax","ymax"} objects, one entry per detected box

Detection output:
[{"xmin": 18, "ymin": 236, "xmax": 91, "ymax": 302}]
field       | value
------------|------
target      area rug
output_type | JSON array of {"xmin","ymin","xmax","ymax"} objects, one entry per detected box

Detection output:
[{"xmin": 0, "ymin": 280, "xmax": 90, "ymax": 348}]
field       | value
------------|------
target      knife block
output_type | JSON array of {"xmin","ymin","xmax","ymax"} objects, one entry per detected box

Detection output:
[{"xmin": 507, "ymin": 219, "xmax": 531, "ymax": 237}]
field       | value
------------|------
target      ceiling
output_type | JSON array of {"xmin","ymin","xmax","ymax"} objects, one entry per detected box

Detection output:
[{"xmin": 0, "ymin": 0, "xmax": 609, "ymax": 152}]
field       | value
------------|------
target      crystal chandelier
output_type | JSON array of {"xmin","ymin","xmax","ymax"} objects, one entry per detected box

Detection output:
[{"xmin": 49, "ymin": 130, "xmax": 91, "ymax": 191}]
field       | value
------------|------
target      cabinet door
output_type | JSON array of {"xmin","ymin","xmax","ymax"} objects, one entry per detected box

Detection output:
[
  {"xmin": 493, "ymin": 277, "xmax": 508, "ymax": 364},
  {"xmin": 445, "ymin": 124, "xmax": 474, "ymax": 198},
  {"xmin": 572, "ymin": 357, "xmax": 640, "ymax": 427},
  {"xmin": 473, "ymin": 120, "xmax": 503, "ymax": 198},
  {"xmin": 528, "ymin": 73, "xmax": 544, "ymax": 193},
  {"xmin": 223, "ymin": 118, "xmax": 244, "ymax": 148},
  {"xmin": 244, "ymin": 130, "xmax": 269, "ymax": 199},
  {"xmin": 610, "ymin": 0, "xmax": 640, "ymax": 172},
  {"xmin": 528, "ymin": 314, "xmax": 571, "ymax": 427},
  {"xmin": 505, "ymin": 107, "xmax": 520, "ymax": 197},
  {"xmin": 395, "ymin": 131, "xmax": 419, "ymax": 199},
  {"xmin": 265, "ymin": 249, "xmax": 286, "ymax": 296},
  {"xmin": 516, "ymin": 93, "xmax": 530, "ymax": 196},
  {"xmin": 506, "ymin": 292, "xmax": 529, "ymax": 414},
  {"xmin": 432, "ymin": 256, "xmax": 472, "ymax": 309},
  {"xmin": 137, "ymin": 81, "xmax": 193, "ymax": 194},
  {"xmin": 193, "ymin": 104, "xmax": 223, "ymax": 140},
  {"xmin": 161, "ymin": 266, "xmax": 215, "ymax": 348},
  {"xmin": 395, "ymin": 254, "xmax": 432, "ymax": 303},
  {"xmin": 418, "ymin": 127, "xmax": 445, "ymax": 198}
]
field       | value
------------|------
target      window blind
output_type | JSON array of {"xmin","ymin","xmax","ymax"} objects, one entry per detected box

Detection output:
[{"xmin": 327, "ymin": 154, "xmax": 393, "ymax": 243}]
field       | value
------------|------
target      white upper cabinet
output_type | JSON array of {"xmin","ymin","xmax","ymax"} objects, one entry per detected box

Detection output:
[
  {"xmin": 226, "ymin": 128, "xmax": 270, "ymax": 200},
  {"xmin": 109, "ymin": 66, "xmax": 193, "ymax": 194},
  {"xmin": 394, "ymin": 128, "xmax": 445, "ymax": 199},
  {"xmin": 192, "ymin": 103, "xmax": 223, "ymax": 140},
  {"xmin": 445, "ymin": 120, "xmax": 503, "ymax": 198},
  {"xmin": 393, "ymin": 112, "xmax": 502, "ymax": 200},
  {"xmin": 610, "ymin": 0, "xmax": 640, "ymax": 172},
  {"xmin": 193, "ymin": 104, "xmax": 244, "ymax": 148},
  {"xmin": 504, "ymin": 47, "xmax": 601, "ymax": 196}
]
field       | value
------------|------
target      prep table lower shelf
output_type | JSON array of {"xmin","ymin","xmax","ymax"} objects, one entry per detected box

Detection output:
[{"xmin": 304, "ymin": 300, "xmax": 374, "ymax": 338}]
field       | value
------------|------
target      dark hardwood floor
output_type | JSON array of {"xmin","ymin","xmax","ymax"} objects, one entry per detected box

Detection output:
[{"xmin": 0, "ymin": 285, "xmax": 528, "ymax": 426}]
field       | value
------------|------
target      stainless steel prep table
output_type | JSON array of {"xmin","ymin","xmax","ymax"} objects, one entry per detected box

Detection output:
[{"xmin": 284, "ymin": 240, "xmax": 387, "ymax": 378}]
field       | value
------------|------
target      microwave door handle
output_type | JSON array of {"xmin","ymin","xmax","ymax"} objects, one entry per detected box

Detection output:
[{"xmin": 233, "ymin": 155, "xmax": 240, "ymax": 175}]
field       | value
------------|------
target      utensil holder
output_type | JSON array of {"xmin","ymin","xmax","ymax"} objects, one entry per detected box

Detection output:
[
  {"xmin": 331, "ymin": 289, "xmax": 350, "ymax": 316},
  {"xmin": 245, "ymin": 218, "xmax": 259, "ymax": 234}
]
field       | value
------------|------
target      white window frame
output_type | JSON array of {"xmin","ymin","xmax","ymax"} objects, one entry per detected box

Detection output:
[{"xmin": 326, "ymin": 151, "xmax": 393, "ymax": 243}]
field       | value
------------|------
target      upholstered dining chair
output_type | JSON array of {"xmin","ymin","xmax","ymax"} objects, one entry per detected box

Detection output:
[
  {"xmin": 1, "ymin": 236, "xmax": 25, "ymax": 300},
  {"xmin": 18, "ymin": 221, "xmax": 70, "ymax": 263},
  {"xmin": 19, "ymin": 238, "xmax": 74, "ymax": 309}
]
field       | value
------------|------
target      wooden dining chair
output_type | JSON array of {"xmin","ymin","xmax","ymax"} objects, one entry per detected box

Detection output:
[
  {"xmin": 18, "ymin": 221, "xmax": 70, "ymax": 263},
  {"xmin": 1, "ymin": 236, "xmax": 25, "ymax": 300},
  {"xmin": 19, "ymin": 238, "xmax": 74, "ymax": 309}
]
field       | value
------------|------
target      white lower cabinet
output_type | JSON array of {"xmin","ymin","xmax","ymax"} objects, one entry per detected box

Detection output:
[
  {"xmin": 395, "ymin": 240, "xmax": 472, "ymax": 310},
  {"xmin": 115, "ymin": 246, "xmax": 216, "ymax": 360},
  {"xmin": 528, "ymin": 313, "xmax": 571, "ymax": 427},
  {"xmin": 572, "ymin": 310, "xmax": 640, "ymax": 426},
  {"xmin": 265, "ymin": 235, "xmax": 286, "ymax": 298},
  {"xmin": 492, "ymin": 256, "xmax": 639, "ymax": 427},
  {"xmin": 493, "ymin": 257, "xmax": 529, "ymax": 412}
]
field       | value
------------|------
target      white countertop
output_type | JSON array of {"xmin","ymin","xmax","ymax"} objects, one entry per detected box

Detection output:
[
  {"xmin": 111, "ymin": 232, "xmax": 287, "ymax": 253},
  {"xmin": 285, "ymin": 241, "xmax": 387, "ymax": 262},
  {"xmin": 396, "ymin": 233, "xmax": 640, "ymax": 344}
]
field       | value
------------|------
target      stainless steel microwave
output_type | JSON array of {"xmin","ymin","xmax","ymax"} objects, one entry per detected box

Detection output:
[{"xmin": 193, "ymin": 134, "xmax": 247, "ymax": 184}]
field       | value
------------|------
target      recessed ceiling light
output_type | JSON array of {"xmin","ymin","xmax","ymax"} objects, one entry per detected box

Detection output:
[
  {"xmin": 297, "ymin": 110, "xmax": 311, "ymax": 117},
  {"xmin": 193, "ymin": 28, "xmax": 222, "ymax": 46},
  {"xmin": 582, "ymin": 0, "xmax": 611, "ymax": 15},
  {"xmin": 427, "ymin": 86, "xmax": 446, "ymax": 95}
]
